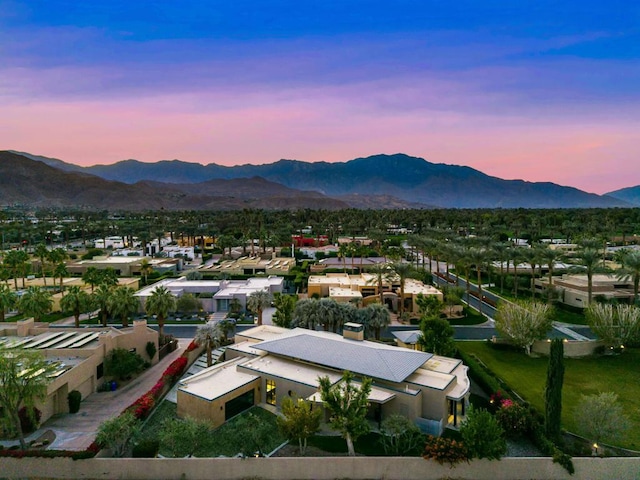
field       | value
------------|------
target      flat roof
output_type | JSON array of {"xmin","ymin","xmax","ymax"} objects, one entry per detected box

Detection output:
[
  {"xmin": 236, "ymin": 325, "xmax": 295, "ymax": 343},
  {"xmin": 307, "ymin": 382, "xmax": 397, "ymax": 404},
  {"xmin": 405, "ymin": 367, "xmax": 455, "ymax": 391},
  {"xmin": 226, "ymin": 340, "xmax": 267, "ymax": 357},
  {"xmin": 178, "ymin": 357, "xmax": 259, "ymax": 401},
  {"xmin": 240, "ymin": 355, "xmax": 342, "ymax": 388},
  {"xmin": 254, "ymin": 328, "xmax": 433, "ymax": 383},
  {"xmin": 423, "ymin": 355, "xmax": 462, "ymax": 375},
  {"xmin": 329, "ymin": 287, "xmax": 362, "ymax": 298}
]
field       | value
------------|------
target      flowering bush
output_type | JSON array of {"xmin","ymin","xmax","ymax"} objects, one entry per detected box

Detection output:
[
  {"xmin": 162, "ymin": 356, "xmax": 188, "ymax": 382},
  {"xmin": 185, "ymin": 340, "xmax": 199, "ymax": 352},
  {"xmin": 128, "ymin": 393, "xmax": 155, "ymax": 420},
  {"xmin": 495, "ymin": 401, "xmax": 533, "ymax": 438},
  {"xmin": 149, "ymin": 379, "xmax": 166, "ymax": 399},
  {"xmin": 423, "ymin": 435, "xmax": 469, "ymax": 467}
]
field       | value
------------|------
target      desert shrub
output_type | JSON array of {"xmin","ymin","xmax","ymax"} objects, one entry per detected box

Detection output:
[
  {"xmin": 423, "ymin": 435, "xmax": 469, "ymax": 467},
  {"xmin": 68, "ymin": 390, "xmax": 82, "ymax": 414}
]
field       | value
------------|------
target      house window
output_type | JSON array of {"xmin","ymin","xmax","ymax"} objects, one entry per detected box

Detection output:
[
  {"xmin": 266, "ymin": 379, "xmax": 276, "ymax": 406},
  {"xmin": 225, "ymin": 390, "xmax": 255, "ymax": 420}
]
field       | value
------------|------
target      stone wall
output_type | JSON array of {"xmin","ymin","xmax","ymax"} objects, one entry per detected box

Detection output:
[{"xmin": 2, "ymin": 456, "xmax": 639, "ymax": 480}]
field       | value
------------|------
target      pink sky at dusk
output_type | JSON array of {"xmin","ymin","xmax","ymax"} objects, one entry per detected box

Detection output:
[
  {"xmin": 2, "ymin": 1, "xmax": 639, "ymax": 197},
  {"xmin": 3, "ymin": 91, "xmax": 639, "ymax": 195}
]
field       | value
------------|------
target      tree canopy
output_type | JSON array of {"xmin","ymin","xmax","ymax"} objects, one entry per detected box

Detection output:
[
  {"xmin": 318, "ymin": 370, "xmax": 371, "ymax": 456},
  {"xmin": 495, "ymin": 300, "xmax": 553, "ymax": 355},
  {"xmin": 0, "ymin": 346, "xmax": 57, "ymax": 449}
]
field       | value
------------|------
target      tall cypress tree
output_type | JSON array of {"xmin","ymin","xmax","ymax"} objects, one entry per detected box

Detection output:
[{"xmin": 545, "ymin": 338, "xmax": 565, "ymax": 443}]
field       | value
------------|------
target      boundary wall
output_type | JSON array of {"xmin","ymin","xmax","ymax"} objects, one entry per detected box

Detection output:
[{"xmin": 2, "ymin": 456, "xmax": 639, "ymax": 480}]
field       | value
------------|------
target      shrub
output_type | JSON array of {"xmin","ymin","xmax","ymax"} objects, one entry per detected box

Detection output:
[
  {"xmin": 423, "ymin": 435, "xmax": 469, "ymax": 467},
  {"xmin": 18, "ymin": 406, "xmax": 41, "ymax": 434},
  {"xmin": 145, "ymin": 341, "xmax": 157, "ymax": 361},
  {"xmin": 495, "ymin": 401, "xmax": 533, "ymax": 438},
  {"xmin": 459, "ymin": 407, "xmax": 506, "ymax": 460},
  {"xmin": 104, "ymin": 348, "xmax": 145, "ymax": 381},
  {"xmin": 132, "ymin": 439, "xmax": 160, "ymax": 458},
  {"xmin": 68, "ymin": 390, "xmax": 82, "ymax": 414}
]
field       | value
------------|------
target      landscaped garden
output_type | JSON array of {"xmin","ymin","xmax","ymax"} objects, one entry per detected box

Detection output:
[
  {"xmin": 139, "ymin": 403, "xmax": 287, "ymax": 457},
  {"xmin": 457, "ymin": 341, "xmax": 640, "ymax": 450}
]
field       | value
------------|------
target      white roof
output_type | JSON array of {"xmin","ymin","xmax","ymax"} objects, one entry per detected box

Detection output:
[
  {"xmin": 178, "ymin": 357, "xmax": 259, "ymax": 401},
  {"xmin": 240, "ymin": 355, "xmax": 342, "ymax": 388}
]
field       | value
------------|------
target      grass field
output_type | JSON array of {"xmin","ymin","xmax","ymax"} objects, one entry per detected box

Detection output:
[{"xmin": 457, "ymin": 341, "xmax": 640, "ymax": 450}]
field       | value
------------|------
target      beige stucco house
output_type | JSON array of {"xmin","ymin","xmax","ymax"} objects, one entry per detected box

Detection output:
[
  {"xmin": 177, "ymin": 325, "xmax": 469, "ymax": 436},
  {"xmin": 0, "ymin": 318, "xmax": 158, "ymax": 423}
]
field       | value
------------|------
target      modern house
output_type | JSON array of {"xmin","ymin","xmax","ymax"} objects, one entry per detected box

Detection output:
[
  {"xmin": 0, "ymin": 318, "xmax": 158, "ymax": 423},
  {"xmin": 535, "ymin": 273, "xmax": 636, "ymax": 308},
  {"xmin": 201, "ymin": 256, "xmax": 295, "ymax": 276},
  {"xmin": 67, "ymin": 256, "xmax": 181, "ymax": 277},
  {"xmin": 135, "ymin": 276, "xmax": 284, "ymax": 313},
  {"xmin": 307, "ymin": 273, "xmax": 443, "ymax": 314},
  {"xmin": 177, "ymin": 325, "xmax": 470, "ymax": 435}
]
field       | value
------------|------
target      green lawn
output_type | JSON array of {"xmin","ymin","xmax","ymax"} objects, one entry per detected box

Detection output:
[
  {"xmin": 457, "ymin": 341, "xmax": 640, "ymax": 450},
  {"xmin": 448, "ymin": 307, "xmax": 487, "ymax": 326},
  {"xmin": 7, "ymin": 311, "xmax": 72, "ymax": 323}
]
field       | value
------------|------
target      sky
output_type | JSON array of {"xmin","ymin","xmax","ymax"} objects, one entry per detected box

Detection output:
[{"xmin": 1, "ymin": 1, "xmax": 639, "ymax": 194}]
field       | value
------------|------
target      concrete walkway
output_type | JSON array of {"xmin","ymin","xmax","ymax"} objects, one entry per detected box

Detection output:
[{"xmin": 1, "ymin": 339, "xmax": 190, "ymax": 451}]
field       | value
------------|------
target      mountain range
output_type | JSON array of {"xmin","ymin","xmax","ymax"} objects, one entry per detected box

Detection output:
[{"xmin": 3, "ymin": 150, "xmax": 635, "ymax": 210}]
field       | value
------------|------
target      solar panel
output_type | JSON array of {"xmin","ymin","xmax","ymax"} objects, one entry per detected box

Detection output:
[
  {"xmin": 69, "ymin": 332, "xmax": 101, "ymax": 348},
  {"xmin": 55, "ymin": 332, "xmax": 94, "ymax": 349},
  {"xmin": 37, "ymin": 332, "xmax": 76, "ymax": 349}
]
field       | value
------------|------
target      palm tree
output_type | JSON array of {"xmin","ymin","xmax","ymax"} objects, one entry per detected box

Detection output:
[
  {"xmin": 53, "ymin": 262, "xmax": 69, "ymax": 294},
  {"xmin": 194, "ymin": 323, "xmax": 222, "ymax": 367},
  {"xmin": 521, "ymin": 246, "xmax": 542, "ymax": 299},
  {"xmin": 145, "ymin": 286, "xmax": 176, "ymax": 336},
  {"xmin": 540, "ymin": 246, "xmax": 564, "ymax": 304},
  {"xmin": 577, "ymin": 248, "xmax": 603, "ymax": 305},
  {"xmin": 367, "ymin": 262, "xmax": 393, "ymax": 306},
  {"xmin": 390, "ymin": 262, "xmax": 415, "ymax": 315},
  {"xmin": 60, "ymin": 286, "xmax": 91, "ymax": 328},
  {"xmin": 0, "ymin": 283, "xmax": 17, "ymax": 322},
  {"xmin": 82, "ymin": 267, "xmax": 102, "ymax": 293},
  {"xmin": 34, "ymin": 243, "xmax": 49, "ymax": 286},
  {"xmin": 509, "ymin": 247, "xmax": 524, "ymax": 299},
  {"xmin": 362, "ymin": 303, "xmax": 391, "ymax": 340},
  {"xmin": 3, "ymin": 250, "xmax": 29, "ymax": 289},
  {"xmin": 466, "ymin": 247, "xmax": 488, "ymax": 317},
  {"xmin": 18, "ymin": 286, "xmax": 52, "ymax": 321},
  {"xmin": 247, "ymin": 290, "xmax": 273, "ymax": 326},
  {"xmin": 93, "ymin": 283, "xmax": 113, "ymax": 327},
  {"xmin": 109, "ymin": 286, "xmax": 139, "ymax": 328},
  {"xmin": 616, "ymin": 250, "xmax": 640, "ymax": 304},
  {"xmin": 139, "ymin": 258, "xmax": 153, "ymax": 286},
  {"xmin": 492, "ymin": 242, "xmax": 509, "ymax": 294},
  {"xmin": 292, "ymin": 298, "xmax": 322, "ymax": 330}
]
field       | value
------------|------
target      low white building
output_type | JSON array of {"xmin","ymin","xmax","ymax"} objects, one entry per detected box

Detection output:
[{"xmin": 135, "ymin": 276, "xmax": 284, "ymax": 313}]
